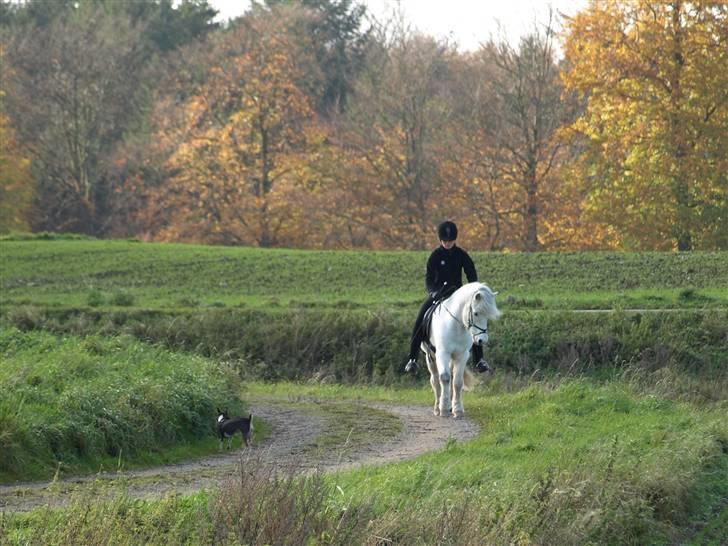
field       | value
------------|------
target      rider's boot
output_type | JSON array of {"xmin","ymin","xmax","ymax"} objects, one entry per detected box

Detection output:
[
  {"xmin": 475, "ymin": 359, "xmax": 491, "ymax": 373},
  {"xmin": 472, "ymin": 344, "xmax": 491, "ymax": 373}
]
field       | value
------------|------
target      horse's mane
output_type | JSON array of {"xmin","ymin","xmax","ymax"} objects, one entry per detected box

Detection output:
[{"xmin": 450, "ymin": 282, "xmax": 501, "ymax": 321}]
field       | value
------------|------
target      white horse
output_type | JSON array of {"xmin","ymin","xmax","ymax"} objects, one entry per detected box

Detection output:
[{"xmin": 422, "ymin": 282, "xmax": 501, "ymax": 418}]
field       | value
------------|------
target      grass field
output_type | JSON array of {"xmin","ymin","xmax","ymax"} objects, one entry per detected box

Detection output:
[
  {"xmin": 1, "ymin": 237, "xmax": 727, "ymax": 544},
  {"xmin": 2, "ymin": 238, "xmax": 727, "ymax": 310}
]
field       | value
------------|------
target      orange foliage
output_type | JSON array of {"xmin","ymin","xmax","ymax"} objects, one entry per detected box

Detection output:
[{"xmin": 147, "ymin": 15, "xmax": 326, "ymax": 247}]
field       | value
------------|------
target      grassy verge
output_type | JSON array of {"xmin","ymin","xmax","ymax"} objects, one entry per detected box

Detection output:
[
  {"xmin": 323, "ymin": 381, "xmax": 727, "ymax": 544},
  {"xmin": 0, "ymin": 328, "xmax": 246, "ymax": 483}
]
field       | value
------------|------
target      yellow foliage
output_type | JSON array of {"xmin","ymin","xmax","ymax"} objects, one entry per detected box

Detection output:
[
  {"xmin": 562, "ymin": 0, "xmax": 728, "ymax": 250},
  {"xmin": 0, "ymin": 106, "xmax": 33, "ymax": 233}
]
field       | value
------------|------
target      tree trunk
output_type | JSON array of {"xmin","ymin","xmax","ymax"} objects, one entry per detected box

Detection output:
[
  {"xmin": 523, "ymin": 163, "xmax": 540, "ymax": 251},
  {"xmin": 670, "ymin": 1, "xmax": 692, "ymax": 251}
]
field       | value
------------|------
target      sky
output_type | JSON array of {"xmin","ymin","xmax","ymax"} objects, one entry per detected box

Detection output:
[{"xmin": 209, "ymin": 0, "xmax": 590, "ymax": 50}]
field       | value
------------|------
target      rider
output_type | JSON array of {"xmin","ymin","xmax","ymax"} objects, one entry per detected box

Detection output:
[{"xmin": 405, "ymin": 220, "xmax": 491, "ymax": 374}]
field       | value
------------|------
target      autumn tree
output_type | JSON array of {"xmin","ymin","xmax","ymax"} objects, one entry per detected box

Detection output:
[
  {"xmin": 0, "ymin": 90, "xmax": 32, "ymax": 233},
  {"xmin": 475, "ymin": 18, "xmax": 576, "ymax": 250},
  {"xmin": 562, "ymin": 0, "xmax": 728, "ymax": 250},
  {"xmin": 148, "ymin": 7, "xmax": 326, "ymax": 247},
  {"xmin": 335, "ymin": 18, "xmax": 456, "ymax": 249},
  {"xmin": 263, "ymin": 0, "xmax": 371, "ymax": 115},
  {"xmin": 3, "ymin": 4, "xmax": 147, "ymax": 234},
  {"xmin": 440, "ymin": 52, "xmax": 516, "ymax": 250}
]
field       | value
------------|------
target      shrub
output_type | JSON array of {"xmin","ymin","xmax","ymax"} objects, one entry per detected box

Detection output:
[
  {"xmin": 0, "ymin": 328, "xmax": 245, "ymax": 481},
  {"xmin": 109, "ymin": 291, "xmax": 134, "ymax": 307},
  {"xmin": 87, "ymin": 290, "xmax": 105, "ymax": 307}
]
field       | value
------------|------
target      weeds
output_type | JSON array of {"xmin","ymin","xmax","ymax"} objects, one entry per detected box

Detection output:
[{"xmin": 209, "ymin": 455, "xmax": 373, "ymax": 545}]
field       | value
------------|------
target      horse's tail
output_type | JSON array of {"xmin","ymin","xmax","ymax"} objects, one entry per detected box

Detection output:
[{"xmin": 463, "ymin": 368, "xmax": 477, "ymax": 391}]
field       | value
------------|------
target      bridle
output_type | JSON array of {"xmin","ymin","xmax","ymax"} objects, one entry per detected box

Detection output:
[
  {"xmin": 442, "ymin": 293, "xmax": 489, "ymax": 338},
  {"xmin": 466, "ymin": 303, "xmax": 489, "ymax": 336}
]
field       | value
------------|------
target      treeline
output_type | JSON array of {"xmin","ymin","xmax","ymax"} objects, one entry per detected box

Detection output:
[{"xmin": 1, "ymin": 0, "xmax": 726, "ymax": 251}]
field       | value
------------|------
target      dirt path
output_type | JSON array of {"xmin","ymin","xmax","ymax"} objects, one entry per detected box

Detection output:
[{"xmin": 0, "ymin": 400, "xmax": 479, "ymax": 513}]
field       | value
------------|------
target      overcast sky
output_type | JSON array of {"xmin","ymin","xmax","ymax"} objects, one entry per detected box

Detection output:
[{"xmin": 209, "ymin": 0, "xmax": 590, "ymax": 50}]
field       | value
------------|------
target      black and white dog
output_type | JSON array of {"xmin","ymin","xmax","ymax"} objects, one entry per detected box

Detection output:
[{"xmin": 216, "ymin": 408, "xmax": 253, "ymax": 450}]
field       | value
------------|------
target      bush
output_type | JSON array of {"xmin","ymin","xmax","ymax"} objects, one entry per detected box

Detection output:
[
  {"xmin": 87, "ymin": 290, "xmax": 105, "ymax": 307},
  {"xmin": 110, "ymin": 291, "xmax": 134, "ymax": 307},
  {"xmin": 0, "ymin": 328, "xmax": 245, "ymax": 481}
]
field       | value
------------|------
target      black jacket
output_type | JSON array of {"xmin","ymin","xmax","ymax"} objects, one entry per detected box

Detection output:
[{"xmin": 425, "ymin": 245, "xmax": 477, "ymax": 297}]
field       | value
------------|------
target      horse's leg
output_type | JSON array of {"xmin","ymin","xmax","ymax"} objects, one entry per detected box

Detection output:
[
  {"xmin": 426, "ymin": 351, "xmax": 440, "ymax": 416},
  {"xmin": 435, "ymin": 351, "xmax": 451, "ymax": 417},
  {"xmin": 451, "ymin": 353, "xmax": 467, "ymax": 418}
]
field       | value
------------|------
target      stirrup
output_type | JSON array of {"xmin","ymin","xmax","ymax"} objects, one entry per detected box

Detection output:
[
  {"xmin": 475, "ymin": 359, "xmax": 491, "ymax": 373},
  {"xmin": 405, "ymin": 358, "xmax": 418, "ymax": 373}
]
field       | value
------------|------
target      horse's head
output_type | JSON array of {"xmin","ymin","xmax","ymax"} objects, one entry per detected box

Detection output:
[{"xmin": 468, "ymin": 286, "xmax": 501, "ymax": 346}]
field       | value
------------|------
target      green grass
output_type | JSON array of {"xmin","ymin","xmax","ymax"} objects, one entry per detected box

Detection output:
[
  {"xmin": 0, "ymin": 328, "xmax": 246, "ymax": 483},
  {"xmin": 3, "ymin": 380, "xmax": 726, "ymax": 544},
  {"xmin": 1, "ymin": 238, "xmax": 726, "ymax": 543},
  {"xmin": 2, "ymin": 239, "xmax": 727, "ymax": 310},
  {"xmin": 242, "ymin": 380, "xmax": 728, "ymax": 544}
]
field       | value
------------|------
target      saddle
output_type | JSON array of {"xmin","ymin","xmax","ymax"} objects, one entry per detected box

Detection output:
[
  {"xmin": 421, "ymin": 303, "xmax": 439, "ymax": 354},
  {"xmin": 420, "ymin": 285, "xmax": 458, "ymax": 355}
]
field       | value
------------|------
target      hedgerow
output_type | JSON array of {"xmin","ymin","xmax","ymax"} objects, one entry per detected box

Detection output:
[{"xmin": 3, "ymin": 307, "xmax": 726, "ymax": 391}]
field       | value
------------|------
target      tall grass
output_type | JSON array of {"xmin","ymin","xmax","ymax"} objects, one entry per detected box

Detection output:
[
  {"xmin": 4, "ymin": 307, "xmax": 726, "ymax": 393},
  {"xmin": 1, "ymin": 460, "xmax": 376, "ymax": 546},
  {"xmin": 0, "ymin": 328, "xmax": 245, "ymax": 482}
]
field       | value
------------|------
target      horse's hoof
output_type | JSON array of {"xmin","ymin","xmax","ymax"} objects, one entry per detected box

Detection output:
[{"xmin": 433, "ymin": 408, "xmax": 440, "ymax": 416}]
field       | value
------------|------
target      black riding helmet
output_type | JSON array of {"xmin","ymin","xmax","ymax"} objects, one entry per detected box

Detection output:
[{"xmin": 437, "ymin": 220, "xmax": 458, "ymax": 241}]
